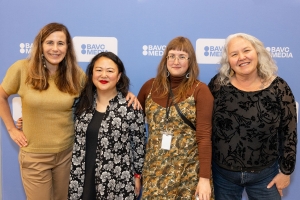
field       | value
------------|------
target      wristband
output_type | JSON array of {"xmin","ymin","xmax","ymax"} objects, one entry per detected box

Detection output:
[{"xmin": 134, "ymin": 174, "xmax": 142, "ymax": 179}]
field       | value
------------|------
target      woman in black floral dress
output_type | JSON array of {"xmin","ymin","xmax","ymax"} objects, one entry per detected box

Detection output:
[
  {"xmin": 208, "ymin": 33, "xmax": 297, "ymax": 200},
  {"xmin": 68, "ymin": 52, "xmax": 145, "ymax": 200}
]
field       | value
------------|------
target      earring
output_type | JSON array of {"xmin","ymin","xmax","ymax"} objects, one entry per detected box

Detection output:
[
  {"xmin": 186, "ymin": 73, "xmax": 190, "ymax": 79},
  {"xmin": 42, "ymin": 54, "xmax": 47, "ymax": 68},
  {"xmin": 229, "ymin": 69, "xmax": 235, "ymax": 77},
  {"xmin": 167, "ymin": 71, "xmax": 170, "ymax": 77}
]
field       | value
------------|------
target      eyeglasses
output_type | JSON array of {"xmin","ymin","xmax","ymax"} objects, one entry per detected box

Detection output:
[{"xmin": 166, "ymin": 55, "xmax": 189, "ymax": 62}]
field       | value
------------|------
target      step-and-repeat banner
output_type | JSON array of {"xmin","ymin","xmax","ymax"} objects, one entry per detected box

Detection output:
[{"xmin": 0, "ymin": 1, "xmax": 299, "ymax": 199}]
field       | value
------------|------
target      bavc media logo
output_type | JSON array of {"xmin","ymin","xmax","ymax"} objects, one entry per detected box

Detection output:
[
  {"xmin": 20, "ymin": 43, "xmax": 33, "ymax": 54},
  {"xmin": 73, "ymin": 37, "xmax": 118, "ymax": 62},
  {"xmin": 142, "ymin": 45, "xmax": 166, "ymax": 56},
  {"xmin": 266, "ymin": 47, "xmax": 293, "ymax": 58},
  {"xmin": 196, "ymin": 39, "xmax": 225, "ymax": 64}
]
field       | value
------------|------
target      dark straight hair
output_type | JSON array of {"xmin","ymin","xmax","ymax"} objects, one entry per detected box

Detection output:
[{"xmin": 74, "ymin": 52, "xmax": 130, "ymax": 116}]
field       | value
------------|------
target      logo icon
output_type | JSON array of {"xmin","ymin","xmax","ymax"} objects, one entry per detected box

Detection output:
[{"xmin": 20, "ymin": 43, "xmax": 32, "ymax": 54}]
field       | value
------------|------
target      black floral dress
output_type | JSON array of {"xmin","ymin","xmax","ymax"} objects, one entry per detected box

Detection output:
[{"xmin": 68, "ymin": 92, "xmax": 146, "ymax": 200}]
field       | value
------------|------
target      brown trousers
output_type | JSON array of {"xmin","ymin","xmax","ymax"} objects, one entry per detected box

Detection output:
[{"xmin": 18, "ymin": 147, "xmax": 72, "ymax": 200}]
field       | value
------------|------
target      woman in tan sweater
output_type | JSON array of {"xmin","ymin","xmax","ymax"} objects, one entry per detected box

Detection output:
[{"xmin": 0, "ymin": 22, "xmax": 138, "ymax": 200}]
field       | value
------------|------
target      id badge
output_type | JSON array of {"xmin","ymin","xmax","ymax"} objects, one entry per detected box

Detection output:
[{"xmin": 161, "ymin": 132, "xmax": 172, "ymax": 150}]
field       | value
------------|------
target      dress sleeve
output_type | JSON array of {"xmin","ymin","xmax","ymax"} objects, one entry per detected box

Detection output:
[
  {"xmin": 194, "ymin": 83, "xmax": 214, "ymax": 178},
  {"xmin": 277, "ymin": 78, "xmax": 297, "ymax": 175},
  {"xmin": 129, "ymin": 108, "xmax": 146, "ymax": 174}
]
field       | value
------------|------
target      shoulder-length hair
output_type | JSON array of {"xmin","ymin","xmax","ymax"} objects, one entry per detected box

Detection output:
[
  {"xmin": 217, "ymin": 33, "xmax": 278, "ymax": 86},
  {"xmin": 153, "ymin": 36, "xmax": 199, "ymax": 103},
  {"xmin": 26, "ymin": 22, "xmax": 82, "ymax": 95},
  {"xmin": 75, "ymin": 52, "xmax": 129, "ymax": 116}
]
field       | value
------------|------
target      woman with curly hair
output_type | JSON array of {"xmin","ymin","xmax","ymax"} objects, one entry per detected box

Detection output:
[{"xmin": 208, "ymin": 33, "xmax": 297, "ymax": 200}]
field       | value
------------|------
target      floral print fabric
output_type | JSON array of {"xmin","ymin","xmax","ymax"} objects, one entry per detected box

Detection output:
[
  {"xmin": 142, "ymin": 83, "xmax": 214, "ymax": 200},
  {"xmin": 68, "ymin": 92, "xmax": 146, "ymax": 200},
  {"xmin": 208, "ymin": 75, "xmax": 297, "ymax": 175}
]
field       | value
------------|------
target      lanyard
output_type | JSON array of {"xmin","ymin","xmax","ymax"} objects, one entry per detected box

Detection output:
[{"xmin": 165, "ymin": 84, "xmax": 172, "ymax": 123}]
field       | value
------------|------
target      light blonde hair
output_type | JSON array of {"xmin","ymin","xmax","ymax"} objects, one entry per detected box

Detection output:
[
  {"xmin": 217, "ymin": 33, "xmax": 277, "ymax": 86},
  {"xmin": 153, "ymin": 36, "xmax": 199, "ymax": 103},
  {"xmin": 26, "ymin": 22, "xmax": 82, "ymax": 95}
]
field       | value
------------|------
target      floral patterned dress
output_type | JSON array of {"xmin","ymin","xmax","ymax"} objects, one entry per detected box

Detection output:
[
  {"xmin": 68, "ymin": 92, "xmax": 146, "ymax": 200},
  {"xmin": 142, "ymin": 84, "xmax": 202, "ymax": 200}
]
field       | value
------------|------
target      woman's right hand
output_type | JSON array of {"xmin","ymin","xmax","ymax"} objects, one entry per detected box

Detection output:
[
  {"xmin": 9, "ymin": 127, "xmax": 27, "ymax": 147},
  {"xmin": 0, "ymin": 86, "xmax": 27, "ymax": 147},
  {"xmin": 134, "ymin": 177, "xmax": 141, "ymax": 197}
]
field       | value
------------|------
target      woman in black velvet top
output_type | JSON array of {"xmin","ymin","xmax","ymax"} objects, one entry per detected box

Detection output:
[{"xmin": 208, "ymin": 33, "xmax": 297, "ymax": 200}]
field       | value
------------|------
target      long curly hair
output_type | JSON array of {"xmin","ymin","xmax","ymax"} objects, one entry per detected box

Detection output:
[
  {"xmin": 153, "ymin": 36, "xmax": 199, "ymax": 103},
  {"xmin": 26, "ymin": 22, "xmax": 82, "ymax": 95},
  {"xmin": 75, "ymin": 52, "xmax": 129, "ymax": 116},
  {"xmin": 216, "ymin": 33, "xmax": 277, "ymax": 86}
]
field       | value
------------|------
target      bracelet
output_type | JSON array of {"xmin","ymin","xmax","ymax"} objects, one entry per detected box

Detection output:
[{"xmin": 134, "ymin": 174, "xmax": 142, "ymax": 179}]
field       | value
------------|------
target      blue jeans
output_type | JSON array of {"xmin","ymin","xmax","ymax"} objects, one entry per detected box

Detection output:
[{"xmin": 212, "ymin": 161, "xmax": 281, "ymax": 200}]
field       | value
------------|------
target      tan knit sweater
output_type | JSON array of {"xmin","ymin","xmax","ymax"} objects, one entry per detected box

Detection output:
[{"xmin": 1, "ymin": 59, "xmax": 85, "ymax": 153}]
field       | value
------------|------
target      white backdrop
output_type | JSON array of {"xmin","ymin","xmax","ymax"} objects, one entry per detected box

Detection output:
[{"xmin": 0, "ymin": 1, "xmax": 299, "ymax": 199}]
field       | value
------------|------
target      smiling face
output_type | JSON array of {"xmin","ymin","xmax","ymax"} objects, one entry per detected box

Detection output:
[
  {"xmin": 42, "ymin": 31, "xmax": 67, "ymax": 68},
  {"xmin": 92, "ymin": 56, "xmax": 121, "ymax": 94},
  {"xmin": 166, "ymin": 50, "xmax": 189, "ymax": 77},
  {"xmin": 227, "ymin": 37, "xmax": 259, "ymax": 78}
]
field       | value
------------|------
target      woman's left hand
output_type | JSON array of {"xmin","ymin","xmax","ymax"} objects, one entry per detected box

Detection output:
[
  {"xmin": 195, "ymin": 177, "xmax": 211, "ymax": 200},
  {"xmin": 16, "ymin": 117, "xmax": 23, "ymax": 130},
  {"xmin": 134, "ymin": 177, "xmax": 141, "ymax": 197},
  {"xmin": 126, "ymin": 91, "xmax": 142, "ymax": 110},
  {"xmin": 267, "ymin": 172, "xmax": 290, "ymax": 197}
]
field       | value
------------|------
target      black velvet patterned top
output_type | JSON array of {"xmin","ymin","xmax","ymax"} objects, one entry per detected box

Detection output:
[{"xmin": 208, "ymin": 75, "xmax": 297, "ymax": 175}]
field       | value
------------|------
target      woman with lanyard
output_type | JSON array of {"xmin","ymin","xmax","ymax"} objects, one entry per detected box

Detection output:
[{"xmin": 138, "ymin": 36, "xmax": 214, "ymax": 200}]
